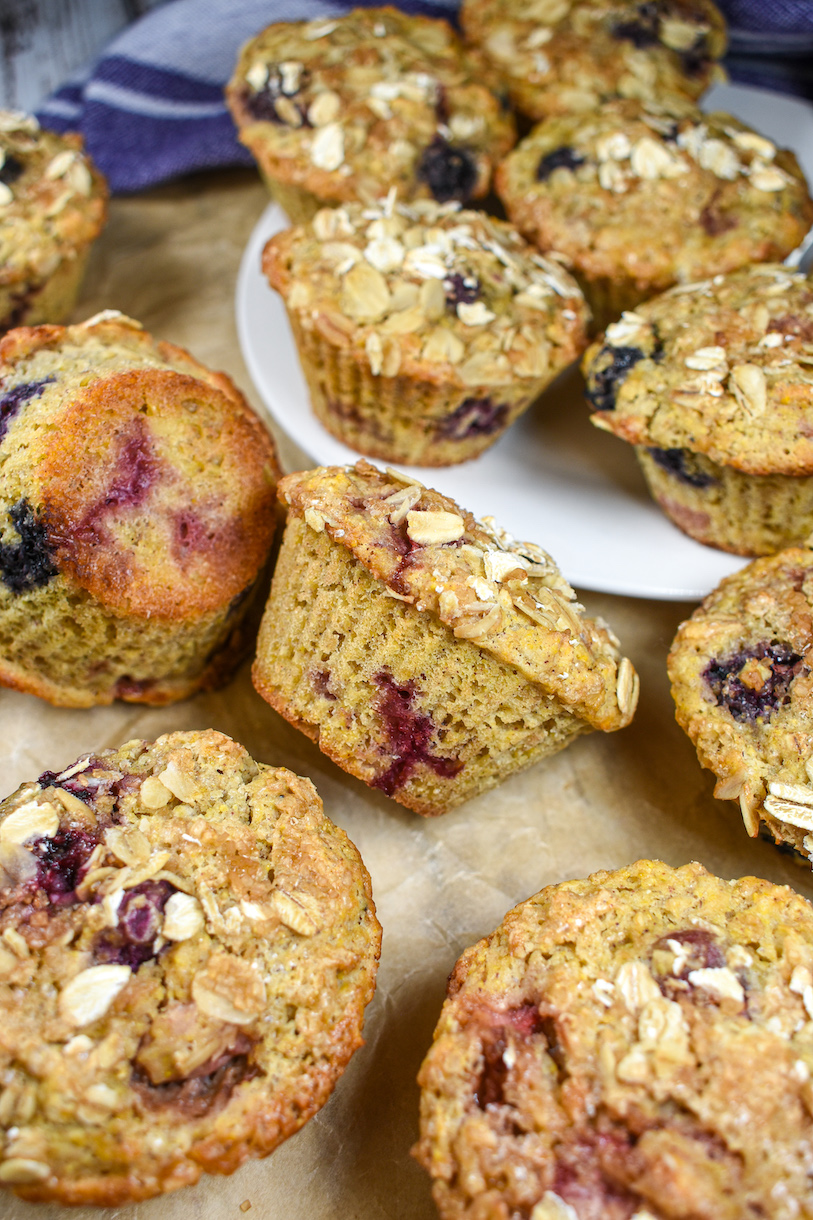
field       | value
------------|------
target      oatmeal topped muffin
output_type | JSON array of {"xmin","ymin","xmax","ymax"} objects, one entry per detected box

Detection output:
[
  {"xmin": 496, "ymin": 100, "xmax": 813, "ymax": 328},
  {"xmin": 0, "ymin": 730, "xmax": 380, "ymax": 1205},
  {"xmin": 263, "ymin": 197, "xmax": 588, "ymax": 465},
  {"xmin": 584, "ymin": 264, "xmax": 813, "ymax": 555},
  {"xmin": 253, "ymin": 462, "xmax": 638, "ymax": 816},
  {"xmin": 0, "ymin": 111, "xmax": 107, "ymax": 332},
  {"xmin": 460, "ymin": 0, "xmax": 727, "ymax": 122},
  {"xmin": 415, "ymin": 859, "xmax": 813, "ymax": 1220},
  {"xmin": 669, "ymin": 547, "xmax": 813, "ymax": 858},
  {"xmin": 226, "ymin": 7, "xmax": 516, "ymax": 223}
]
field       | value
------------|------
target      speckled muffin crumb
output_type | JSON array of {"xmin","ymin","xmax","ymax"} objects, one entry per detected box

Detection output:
[
  {"xmin": 0, "ymin": 729, "xmax": 381, "ymax": 1206},
  {"xmin": 226, "ymin": 7, "xmax": 515, "ymax": 222},
  {"xmin": 263, "ymin": 197, "xmax": 588, "ymax": 465},
  {"xmin": 668, "ymin": 547, "xmax": 813, "ymax": 857},
  {"xmin": 253, "ymin": 461, "xmax": 637, "ymax": 816},
  {"xmin": 496, "ymin": 100, "xmax": 813, "ymax": 328},
  {"xmin": 0, "ymin": 111, "xmax": 107, "ymax": 332},
  {"xmin": 415, "ymin": 859, "xmax": 813, "ymax": 1220},
  {"xmin": 461, "ymin": 0, "xmax": 726, "ymax": 122},
  {"xmin": 0, "ymin": 311, "xmax": 280, "ymax": 706},
  {"xmin": 584, "ymin": 264, "xmax": 813, "ymax": 554}
]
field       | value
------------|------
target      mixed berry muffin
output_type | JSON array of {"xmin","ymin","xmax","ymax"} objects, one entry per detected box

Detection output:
[
  {"xmin": 0, "ymin": 110, "xmax": 107, "ymax": 333},
  {"xmin": 415, "ymin": 858, "xmax": 813, "ymax": 1220},
  {"xmin": 460, "ymin": 0, "xmax": 727, "ymax": 124},
  {"xmin": 225, "ymin": 7, "xmax": 515, "ymax": 223},
  {"xmin": 252, "ymin": 462, "xmax": 638, "ymax": 817},
  {"xmin": 584, "ymin": 265, "xmax": 813, "ymax": 555},
  {"xmin": 0, "ymin": 311, "xmax": 280, "ymax": 707},
  {"xmin": 0, "ymin": 729, "xmax": 381, "ymax": 1205},
  {"xmin": 496, "ymin": 100, "xmax": 813, "ymax": 328},
  {"xmin": 668, "ymin": 547, "xmax": 813, "ymax": 857},
  {"xmin": 263, "ymin": 197, "xmax": 588, "ymax": 466}
]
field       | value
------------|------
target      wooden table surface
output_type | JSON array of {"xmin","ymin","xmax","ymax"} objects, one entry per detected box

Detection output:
[{"xmin": 4, "ymin": 168, "xmax": 813, "ymax": 1220}]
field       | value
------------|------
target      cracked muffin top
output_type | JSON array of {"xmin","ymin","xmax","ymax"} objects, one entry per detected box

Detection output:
[
  {"xmin": 0, "ymin": 311, "xmax": 279, "ymax": 620},
  {"xmin": 0, "ymin": 111, "xmax": 107, "ymax": 288},
  {"xmin": 496, "ymin": 101, "xmax": 813, "ymax": 296},
  {"xmin": 415, "ymin": 859, "xmax": 813, "ymax": 1220},
  {"xmin": 278, "ymin": 461, "xmax": 638, "ymax": 732},
  {"xmin": 583, "ymin": 264, "xmax": 813, "ymax": 474},
  {"xmin": 460, "ymin": 0, "xmax": 726, "ymax": 121},
  {"xmin": 669, "ymin": 547, "xmax": 813, "ymax": 856},
  {"xmin": 0, "ymin": 730, "xmax": 381, "ymax": 1206},
  {"xmin": 226, "ymin": 6, "xmax": 515, "ymax": 209},
  {"xmin": 263, "ymin": 197, "xmax": 588, "ymax": 389}
]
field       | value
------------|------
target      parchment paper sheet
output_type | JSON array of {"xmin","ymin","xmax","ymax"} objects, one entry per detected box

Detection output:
[{"xmin": 4, "ymin": 171, "xmax": 812, "ymax": 1220}]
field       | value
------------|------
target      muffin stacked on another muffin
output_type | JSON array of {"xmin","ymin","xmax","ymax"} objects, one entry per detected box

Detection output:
[
  {"xmin": 0, "ymin": 311, "xmax": 280, "ymax": 707},
  {"xmin": 583, "ymin": 264, "xmax": 813, "ymax": 555},
  {"xmin": 461, "ymin": 0, "xmax": 727, "ymax": 122},
  {"xmin": 669, "ymin": 547, "xmax": 813, "ymax": 857},
  {"xmin": 415, "ymin": 859, "xmax": 813, "ymax": 1219},
  {"xmin": 263, "ymin": 198, "xmax": 589, "ymax": 465},
  {"xmin": 0, "ymin": 730, "xmax": 381, "ymax": 1205},
  {"xmin": 0, "ymin": 111, "xmax": 108, "ymax": 332},
  {"xmin": 496, "ymin": 100, "xmax": 813, "ymax": 328},
  {"xmin": 226, "ymin": 7, "xmax": 516, "ymax": 223},
  {"xmin": 253, "ymin": 461, "xmax": 638, "ymax": 816}
]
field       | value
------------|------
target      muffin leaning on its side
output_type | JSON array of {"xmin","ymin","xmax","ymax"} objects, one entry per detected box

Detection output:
[
  {"xmin": 584, "ymin": 264, "xmax": 813, "ymax": 556},
  {"xmin": 225, "ymin": 6, "xmax": 515, "ymax": 223},
  {"xmin": 496, "ymin": 100, "xmax": 813, "ymax": 329},
  {"xmin": 669, "ymin": 547, "xmax": 813, "ymax": 858},
  {"xmin": 415, "ymin": 859, "xmax": 813, "ymax": 1219},
  {"xmin": 0, "ymin": 111, "xmax": 108, "ymax": 332},
  {"xmin": 263, "ymin": 198, "xmax": 589, "ymax": 466},
  {"xmin": 460, "ymin": 0, "xmax": 727, "ymax": 124},
  {"xmin": 0, "ymin": 729, "xmax": 381, "ymax": 1205},
  {"xmin": 252, "ymin": 462, "xmax": 638, "ymax": 817},
  {"xmin": 0, "ymin": 311, "xmax": 280, "ymax": 707}
]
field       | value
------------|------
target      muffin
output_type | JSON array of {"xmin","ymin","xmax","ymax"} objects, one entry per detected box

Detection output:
[
  {"xmin": 460, "ymin": 0, "xmax": 727, "ymax": 123},
  {"xmin": 496, "ymin": 100, "xmax": 813, "ymax": 328},
  {"xmin": 0, "ymin": 311, "xmax": 280, "ymax": 707},
  {"xmin": 583, "ymin": 264, "xmax": 813, "ymax": 555},
  {"xmin": 252, "ymin": 461, "xmax": 638, "ymax": 816},
  {"xmin": 0, "ymin": 729, "xmax": 381, "ymax": 1205},
  {"xmin": 0, "ymin": 111, "xmax": 107, "ymax": 332},
  {"xmin": 225, "ymin": 7, "xmax": 515, "ymax": 223},
  {"xmin": 668, "ymin": 547, "xmax": 813, "ymax": 857},
  {"xmin": 262, "ymin": 198, "xmax": 589, "ymax": 466},
  {"xmin": 415, "ymin": 859, "xmax": 813, "ymax": 1220}
]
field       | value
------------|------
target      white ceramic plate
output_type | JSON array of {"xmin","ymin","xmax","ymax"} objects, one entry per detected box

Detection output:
[{"xmin": 236, "ymin": 82, "xmax": 813, "ymax": 601}]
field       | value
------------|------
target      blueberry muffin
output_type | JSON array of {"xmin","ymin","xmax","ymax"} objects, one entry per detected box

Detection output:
[
  {"xmin": 225, "ymin": 7, "xmax": 515, "ymax": 223},
  {"xmin": 0, "ymin": 729, "xmax": 381, "ymax": 1205},
  {"xmin": 461, "ymin": 0, "xmax": 727, "ymax": 123},
  {"xmin": 0, "ymin": 111, "xmax": 107, "ymax": 332},
  {"xmin": 252, "ymin": 462, "xmax": 638, "ymax": 817},
  {"xmin": 0, "ymin": 311, "xmax": 280, "ymax": 707},
  {"xmin": 496, "ymin": 101, "xmax": 813, "ymax": 329},
  {"xmin": 584, "ymin": 264, "xmax": 813, "ymax": 555},
  {"xmin": 668, "ymin": 547, "xmax": 813, "ymax": 856},
  {"xmin": 263, "ymin": 198, "xmax": 589, "ymax": 466},
  {"xmin": 415, "ymin": 859, "xmax": 813, "ymax": 1220}
]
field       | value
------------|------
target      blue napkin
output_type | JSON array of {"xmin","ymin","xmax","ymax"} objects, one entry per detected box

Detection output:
[{"xmin": 36, "ymin": 0, "xmax": 813, "ymax": 196}]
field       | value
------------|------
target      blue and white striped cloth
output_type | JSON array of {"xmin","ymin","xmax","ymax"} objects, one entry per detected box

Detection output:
[{"xmin": 36, "ymin": 0, "xmax": 813, "ymax": 195}]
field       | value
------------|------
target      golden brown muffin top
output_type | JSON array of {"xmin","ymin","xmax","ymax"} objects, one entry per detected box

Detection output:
[
  {"xmin": 226, "ymin": 6, "xmax": 515, "ymax": 207},
  {"xmin": 584, "ymin": 264, "xmax": 813, "ymax": 474},
  {"xmin": 0, "ymin": 312, "xmax": 280, "ymax": 619},
  {"xmin": 264, "ymin": 197, "xmax": 588, "ymax": 388},
  {"xmin": 0, "ymin": 111, "xmax": 108, "ymax": 284}
]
